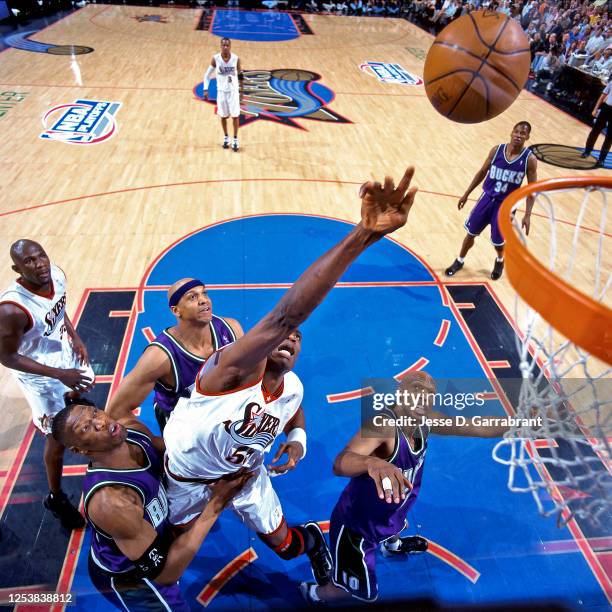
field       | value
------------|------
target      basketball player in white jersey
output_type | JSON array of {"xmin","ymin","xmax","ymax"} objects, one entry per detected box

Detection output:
[
  {"xmin": 163, "ymin": 166, "xmax": 418, "ymax": 589},
  {"xmin": 0, "ymin": 240, "xmax": 94, "ymax": 529},
  {"xmin": 203, "ymin": 37, "xmax": 242, "ymax": 152}
]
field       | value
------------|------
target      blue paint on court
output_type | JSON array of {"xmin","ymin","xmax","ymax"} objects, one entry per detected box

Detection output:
[
  {"xmin": 71, "ymin": 216, "xmax": 609, "ymax": 610},
  {"xmin": 212, "ymin": 10, "xmax": 299, "ymax": 42}
]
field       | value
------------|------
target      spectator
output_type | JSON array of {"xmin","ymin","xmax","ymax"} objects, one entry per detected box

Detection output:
[
  {"xmin": 349, "ymin": 0, "xmax": 363, "ymax": 13},
  {"xmin": 586, "ymin": 45, "xmax": 612, "ymax": 74},
  {"xmin": 585, "ymin": 26, "xmax": 606, "ymax": 54}
]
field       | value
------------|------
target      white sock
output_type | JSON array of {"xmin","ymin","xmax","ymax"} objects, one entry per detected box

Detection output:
[
  {"xmin": 223, "ymin": 135, "xmax": 229, "ymax": 141},
  {"xmin": 496, "ymin": 257, "xmax": 504, "ymax": 262},
  {"xmin": 385, "ymin": 536, "xmax": 402, "ymax": 551},
  {"xmin": 457, "ymin": 257, "xmax": 465, "ymax": 264},
  {"xmin": 309, "ymin": 584, "xmax": 321, "ymax": 602}
]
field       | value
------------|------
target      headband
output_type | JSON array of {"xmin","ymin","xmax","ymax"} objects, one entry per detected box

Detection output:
[{"xmin": 168, "ymin": 279, "xmax": 205, "ymax": 307}]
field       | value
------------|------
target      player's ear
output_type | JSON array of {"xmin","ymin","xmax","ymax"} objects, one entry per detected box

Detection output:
[{"xmin": 11, "ymin": 264, "xmax": 19, "ymax": 274}]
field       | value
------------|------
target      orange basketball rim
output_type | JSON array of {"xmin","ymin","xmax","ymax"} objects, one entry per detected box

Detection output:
[{"xmin": 498, "ymin": 176, "xmax": 612, "ymax": 366}]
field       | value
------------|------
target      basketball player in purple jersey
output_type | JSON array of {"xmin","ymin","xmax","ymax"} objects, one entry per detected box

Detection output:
[
  {"xmin": 50, "ymin": 396, "xmax": 252, "ymax": 611},
  {"xmin": 163, "ymin": 166, "xmax": 419, "ymax": 590},
  {"xmin": 301, "ymin": 372, "xmax": 509, "ymax": 604},
  {"xmin": 445, "ymin": 121, "xmax": 538, "ymax": 280},
  {"xmin": 106, "ymin": 278, "xmax": 243, "ymax": 433}
]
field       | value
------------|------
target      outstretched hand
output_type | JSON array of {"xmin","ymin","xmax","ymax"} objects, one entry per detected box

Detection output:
[{"xmin": 359, "ymin": 166, "xmax": 418, "ymax": 236}]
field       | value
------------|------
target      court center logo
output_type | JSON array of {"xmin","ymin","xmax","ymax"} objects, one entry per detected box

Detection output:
[
  {"xmin": 194, "ymin": 69, "xmax": 350, "ymax": 130},
  {"xmin": 40, "ymin": 100, "xmax": 121, "ymax": 145},
  {"xmin": 360, "ymin": 61, "xmax": 423, "ymax": 86}
]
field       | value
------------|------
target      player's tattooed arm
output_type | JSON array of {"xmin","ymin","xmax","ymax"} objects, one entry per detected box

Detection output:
[
  {"xmin": 458, "ymin": 145, "xmax": 496, "ymax": 209},
  {"xmin": 201, "ymin": 167, "xmax": 418, "ymax": 393}
]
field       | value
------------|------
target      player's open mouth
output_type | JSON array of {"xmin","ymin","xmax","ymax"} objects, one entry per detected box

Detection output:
[
  {"xmin": 199, "ymin": 306, "xmax": 210, "ymax": 313},
  {"xmin": 278, "ymin": 344, "xmax": 294, "ymax": 357},
  {"xmin": 109, "ymin": 423, "xmax": 121, "ymax": 437}
]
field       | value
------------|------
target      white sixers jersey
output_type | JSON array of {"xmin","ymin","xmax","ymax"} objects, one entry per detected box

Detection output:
[
  {"xmin": 0, "ymin": 264, "xmax": 71, "ymax": 380},
  {"xmin": 214, "ymin": 52, "xmax": 239, "ymax": 93},
  {"xmin": 165, "ymin": 359, "xmax": 303, "ymax": 480}
]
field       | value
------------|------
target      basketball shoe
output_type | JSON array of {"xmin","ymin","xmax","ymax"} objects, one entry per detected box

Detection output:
[
  {"xmin": 491, "ymin": 258, "xmax": 504, "ymax": 280},
  {"xmin": 44, "ymin": 490, "xmax": 85, "ymax": 530},
  {"xmin": 380, "ymin": 535, "xmax": 428, "ymax": 557},
  {"xmin": 223, "ymin": 136, "xmax": 230, "ymax": 149},
  {"xmin": 445, "ymin": 259, "xmax": 464, "ymax": 276},
  {"xmin": 232, "ymin": 138, "xmax": 239, "ymax": 152},
  {"xmin": 304, "ymin": 522, "xmax": 333, "ymax": 586}
]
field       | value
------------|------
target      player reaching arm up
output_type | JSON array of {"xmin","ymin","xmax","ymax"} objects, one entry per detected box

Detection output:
[
  {"xmin": 163, "ymin": 166, "xmax": 418, "ymax": 591},
  {"xmin": 198, "ymin": 167, "xmax": 418, "ymax": 396}
]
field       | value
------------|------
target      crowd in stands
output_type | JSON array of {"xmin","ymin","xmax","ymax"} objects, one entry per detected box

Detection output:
[
  {"xmin": 274, "ymin": 0, "xmax": 610, "ymax": 116},
  {"xmin": 4, "ymin": 0, "xmax": 609, "ymax": 120}
]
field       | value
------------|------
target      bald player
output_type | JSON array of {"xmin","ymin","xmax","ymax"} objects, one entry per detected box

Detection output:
[
  {"xmin": 0, "ymin": 239, "xmax": 94, "ymax": 529},
  {"xmin": 106, "ymin": 279, "xmax": 243, "ymax": 432},
  {"xmin": 301, "ymin": 372, "xmax": 510, "ymax": 605}
]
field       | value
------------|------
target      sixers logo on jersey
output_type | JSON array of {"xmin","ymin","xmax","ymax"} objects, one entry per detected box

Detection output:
[
  {"xmin": 224, "ymin": 402, "xmax": 281, "ymax": 450},
  {"xmin": 44, "ymin": 295, "xmax": 66, "ymax": 337},
  {"xmin": 194, "ymin": 69, "xmax": 350, "ymax": 130}
]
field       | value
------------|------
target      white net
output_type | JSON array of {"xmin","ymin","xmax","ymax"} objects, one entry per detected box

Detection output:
[{"xmin": 492, "ymin": 183, "xmax": 612, "ymax": 526}]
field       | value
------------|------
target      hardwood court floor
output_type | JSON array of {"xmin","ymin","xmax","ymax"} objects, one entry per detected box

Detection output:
[{"xmin": 0, "ymin": 4, "xmax": 607, "ymax": 492}]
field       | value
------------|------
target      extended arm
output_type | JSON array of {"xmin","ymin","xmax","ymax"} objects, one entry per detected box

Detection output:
[
  {"xmin": 201, "ymin": 167, "xmax": 418, "ymax": 393},
  {"xmin": 457, "ymin": 146, "xmax": 496, "ymax": 209}
]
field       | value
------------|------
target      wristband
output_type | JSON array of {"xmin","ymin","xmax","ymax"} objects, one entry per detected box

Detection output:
[{"xmin": 287, "ymin": 427, "xmax": 307, "ymax": 459}]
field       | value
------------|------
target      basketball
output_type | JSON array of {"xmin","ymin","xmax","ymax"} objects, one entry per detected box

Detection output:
[{"xmin": 423, "ymin": 10, "xmax": 531, "ymax": 124}]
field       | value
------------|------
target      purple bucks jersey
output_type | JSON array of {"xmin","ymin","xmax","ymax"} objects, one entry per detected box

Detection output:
[
  {"xmin": 482, "ymin": 144, "xmax": 532, "ymax": 200},
  {"xmin": 333, "ymin": 418, "xmax": 428, "ymax": 543},
  {"xmin": 151, "ymin": 315, "xmax": 236, "ymax": 415},
  {"xmin": 83, "ymin": 429, "xmax": 170, "ymax": 575}
]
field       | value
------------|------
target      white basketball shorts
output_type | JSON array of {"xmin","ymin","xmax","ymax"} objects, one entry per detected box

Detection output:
[
  {"xmin": 15, "ymin": 355, "xmax": 95, "ymax": 435},
  {"xmin": 217, "ymin": 88, "xmax": 241, "ymax": 118},
  {"xmin": 166, "ymin": 463, "xmax": 283, "ymax": 535}
]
